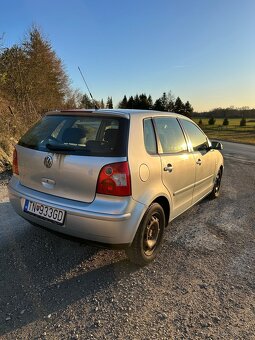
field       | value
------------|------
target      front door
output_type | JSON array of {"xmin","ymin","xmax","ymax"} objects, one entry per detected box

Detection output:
[
  {"xmin": 179, "ymin": 119, "xmax": 215, "ymax": 203},
  {"xmin": 154, "ymin": 117, "xmax": 196, "ymax": 219}
]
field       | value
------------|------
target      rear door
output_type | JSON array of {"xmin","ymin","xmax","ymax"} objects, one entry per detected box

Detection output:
[
  {"xmin": 153, "ymin": 117, "xmax": 196, "ymax": 218},
  {"xmin": 17, "ymin": 114, "xmax": 129, "ymax": 203},
  {"xmin": 179, "ymin": 119, "xmax": 215, "ymax": 203}
]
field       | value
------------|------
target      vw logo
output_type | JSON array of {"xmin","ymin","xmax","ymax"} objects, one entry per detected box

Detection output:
[{"xmin": 44, "ymin": 155, "xmax": 53, "ymax": 168}]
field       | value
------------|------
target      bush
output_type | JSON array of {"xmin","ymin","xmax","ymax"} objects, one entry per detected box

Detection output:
[
  {"xmin": 240, "ymin": 117, "xmax": 246, "ymax": 126},
  {"xmin": 223, "ymin": 117, "xmax": 229, "ymax": 126},
  {"xmin": 198, "ymin": 119, "xmax": 203, "ymax": 126},
  {"xmin": 208, "ymin": 117, "xmax": 216, "ymax": 125}
]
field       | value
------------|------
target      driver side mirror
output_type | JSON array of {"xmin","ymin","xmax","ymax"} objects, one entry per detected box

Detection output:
[{"xmin": 211, "ymin": 141, "xmax": 223, "ymax": 150}]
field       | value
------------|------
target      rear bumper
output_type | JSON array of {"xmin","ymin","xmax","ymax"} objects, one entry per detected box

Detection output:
[{"xmin": 8, "ymin": 176, "xmax": 146, "ymax": 245}]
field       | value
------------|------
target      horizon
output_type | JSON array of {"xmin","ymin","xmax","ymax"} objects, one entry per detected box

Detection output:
[{"xmin": 1, "ymin": 0, "xmax": 254, "ymax": 111}]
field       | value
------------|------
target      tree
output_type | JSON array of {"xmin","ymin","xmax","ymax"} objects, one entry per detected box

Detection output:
[
  {"xmin": 174, "ymin": 97, "xmax": 185, "ymax": 114},
  {"xmin": 160, "ymin": 92, "xmax": 168, "ymax": 111},
  {"xmin": 100, "ymin": 99, "xmax": 105, "ymax": 108},
  {"xmin": 64, "ymin": 88, "xmax": 83, "ymax": 109},
  {"xmin": 222, "ymin": 117, "xmax": 229, "ymax": 126},
  {"xmin": 139, "ymin": 93, "xmax": 150, "ymax": 109},
  {"xmin": 127, "ymin": 96, "xmax": 134, "ymax": 109},
  {"xmin": 133, "ymin": 94, "xmax": 140, "ymax": 109},
  {"xmin": 153, "ymin": 98, "xmax": 165, "ymax": 111},
  {"xmin": 208, "ymin": 116, "xmax": 216, "ymax": 125},
  {"xmin": 80, "ymin": 93, "xmax": 92, "ymax": 108},
  {"xmin": 23, "ymin": 26, "xmax": 70, "ymax": 114},
  {"xmin": 106, "ymin": 96, "xmax": 113, "ymax": 109},
  {"xmin": 153, "ymin": 92, "xmax": 172, "ymax": 112},
  {"xmin": 119, "ymin": 95, "xmax": 128, "ymax": 109},
  {"xmin": 240, "ymin": 117, "xmax": 246, "ymax": 126},
  {"xmin": 0, "ymin": 45, "xmax": 31, "ymax": 121},
  {"xmin": 147, "ymin": 95, "xmax": 153, "ymax": 109},
  {"xmin": 183, "ymin": 101, "xmax": 193, "ymax": 118}
]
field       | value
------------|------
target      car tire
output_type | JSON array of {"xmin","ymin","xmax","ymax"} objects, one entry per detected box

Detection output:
[
  {"xmin": 125, "ymin": 203, "xmax": 165, "ymax": 266},
  {"xmin": 209, "ymin": 169, "xmax": 222, "ymax": 199}
]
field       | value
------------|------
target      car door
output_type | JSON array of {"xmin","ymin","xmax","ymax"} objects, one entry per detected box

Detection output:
[
  {"xmin": 179, "ymin": 119, "xmax": 215, "ymax": 203},
  {"xmin": 153, "ymin": 117, "xmax": 196, "ymax": 219}
]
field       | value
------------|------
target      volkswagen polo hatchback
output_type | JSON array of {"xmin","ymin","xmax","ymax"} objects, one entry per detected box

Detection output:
[{"xmin": 8, "ymin": 109, "xmax": 223, "ymax": 265}]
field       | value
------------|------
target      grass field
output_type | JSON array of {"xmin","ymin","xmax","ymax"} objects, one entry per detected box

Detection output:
[{"xmin": 193, "ymin": 118, "xmax": 255, "ymax": 145}]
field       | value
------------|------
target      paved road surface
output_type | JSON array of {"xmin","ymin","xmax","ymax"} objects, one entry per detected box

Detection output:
[{"xmin": 219, "ymin": 140, "xmax": 255, "ymax": 163}]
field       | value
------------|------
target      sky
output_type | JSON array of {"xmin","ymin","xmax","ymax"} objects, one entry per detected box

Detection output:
[{"xmin": 0, "ymin": 0, "xmax": 255, "ymax": 111}]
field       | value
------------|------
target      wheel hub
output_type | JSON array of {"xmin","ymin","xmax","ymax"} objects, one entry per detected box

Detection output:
[{"xmin": 144, "ymin": 215, "xmax": 160, "ymax": 255}]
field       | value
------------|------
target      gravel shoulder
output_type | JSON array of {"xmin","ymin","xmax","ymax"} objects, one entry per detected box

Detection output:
[{"xmin": 0, "ymin": 159, "xmax": 254, "ymax": 339}]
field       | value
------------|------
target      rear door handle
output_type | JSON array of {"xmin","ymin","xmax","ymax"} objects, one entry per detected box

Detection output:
[
  {"xmin": 164, "ymin": 164, "xmax": 173, "ymax": 172},
  {"xmin": 196, "ymin": 159, "xmax": 202, "ymax": 165}
]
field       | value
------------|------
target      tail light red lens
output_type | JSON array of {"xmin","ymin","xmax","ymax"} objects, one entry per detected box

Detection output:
[
  {"xmin": 96, "ymin": 161, "xmax": 131, "ymax": 196},
  {"xmin": 13, "ymin": 148, "xmax": 19, "ymax": 175}
]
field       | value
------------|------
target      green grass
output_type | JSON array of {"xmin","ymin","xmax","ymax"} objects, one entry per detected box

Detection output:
[{"xmin": 192, "ymin": 118, "xmax": 255, "ymax": 145}]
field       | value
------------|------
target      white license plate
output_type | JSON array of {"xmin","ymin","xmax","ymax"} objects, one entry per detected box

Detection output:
[{"xmin": 24, "ymin": 200, "xmax": 65, "ymax": 225}]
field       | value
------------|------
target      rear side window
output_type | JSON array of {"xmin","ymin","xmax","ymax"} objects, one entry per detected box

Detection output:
[
  {"xmin": 180, "ymin": 119, "xmax": 209, "ymax": 151},
  {"xmin": 154, "ymin": 117, "xmax": 187, "ymax": 153},
  {"xmin": 143, "ymin": 119, "xmax": 157, "ymax": 154},
  {"xmin": 19, "ymin": 115, "xmax": 129, "ymax": 157}
]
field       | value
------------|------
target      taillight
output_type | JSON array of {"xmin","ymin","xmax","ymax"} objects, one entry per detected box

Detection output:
[
  {"xmin": 96, "ymin": 161, "xmax": 131, "ymax": 196},
  {"xmin": 13, "ymin": 148, "xmax": 19, "ymax": 175}
]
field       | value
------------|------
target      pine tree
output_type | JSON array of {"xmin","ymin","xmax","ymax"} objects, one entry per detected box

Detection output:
[
  {"xmin": 133, "ymin": 95, "xmax": 140, "ymax": 109},
  {"xmin": 106, "ymin": 96, "xmax": 113, "ymax": 109},
  {"xmin": 153, "ymin": 98, "xmax": 164, "ymax": 111},
  {"xmin": 174, "ymin": 97, "xmax": 185, "ymax": 114},
  {"xmin": 161, "ymin": 92, "xmax": 168, "ymax": 111},
  {"xmin": 0, "ymin": 26, "xmax": 70, "ymax": 127},
  {"xmin": 119, "ymin": 95, "xmax": 127, "ymax": 109},
  {"xmin": 139, "ymin": 94, "xmax": 150, "ymax": 109},
  {"xmin": 127, "ymin": 96, "xmax": 134, "ymax": 109},
  {"xmin": 147, "ymin": 95, "xmax": 153, "ymax": 109},
  {"xmin": 183, "ymin": 101, "xmax": 193, "ymax": 118},
  {"xmin": 23, "ymin": 26, "xmax": 69, "ymax": 113}
]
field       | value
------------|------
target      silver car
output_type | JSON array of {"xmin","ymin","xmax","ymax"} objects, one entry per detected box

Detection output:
[{"xmin": 8, "ymin": 109, "xmax": 223, "ymax": 265}]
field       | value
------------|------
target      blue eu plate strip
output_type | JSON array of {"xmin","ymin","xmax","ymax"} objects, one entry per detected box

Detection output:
[{"xmin": 24, "ymin": 199, "xmax": 29, "ymax": 212}]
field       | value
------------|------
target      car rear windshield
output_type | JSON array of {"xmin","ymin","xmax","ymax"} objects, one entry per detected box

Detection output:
[{"xmin": 18, "ymin": 115, "xmax": 129, "ymax": 157}]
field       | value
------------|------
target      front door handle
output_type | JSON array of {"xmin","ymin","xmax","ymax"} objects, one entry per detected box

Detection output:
[
  {"xmin": 196, "ymin": 159, "xmax": 202, "ymax": 165},
  {"xmin": 164, "ymin": 164, "xmax": 173, "ymax": 172}
]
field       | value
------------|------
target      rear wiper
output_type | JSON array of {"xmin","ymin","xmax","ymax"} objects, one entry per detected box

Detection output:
[{"xmin": 46, "ymin": 143, "xmax": 88, "ymax": 152}]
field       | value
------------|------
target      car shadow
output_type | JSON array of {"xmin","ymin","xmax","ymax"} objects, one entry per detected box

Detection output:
[{"xmin": 0, "ymin": 201, "xmax": 139, "ymax": 336}]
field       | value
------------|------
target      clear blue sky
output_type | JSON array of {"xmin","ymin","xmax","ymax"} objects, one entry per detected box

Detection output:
[{"xmin": 1, "ymin": 0, "xmax": 255, "ymax": 111}]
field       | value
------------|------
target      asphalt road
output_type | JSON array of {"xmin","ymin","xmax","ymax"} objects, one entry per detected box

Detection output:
[
  {"xmin": 220, "ymin": 140, "xmax": 255, "ymax": 163},
  {"xmin": 0, "ymin": 144, "xmax": 254, "ymax": 339}
]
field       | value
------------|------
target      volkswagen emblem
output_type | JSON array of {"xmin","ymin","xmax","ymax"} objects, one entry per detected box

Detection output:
[{"xmin": 44, "ymin": 155, "xmax": 53, "ymax": 168}]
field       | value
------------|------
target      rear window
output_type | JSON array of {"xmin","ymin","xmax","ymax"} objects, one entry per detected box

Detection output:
[{"xmin": 19, "ymin": 115, "xmax": 129, "ymax": 157}]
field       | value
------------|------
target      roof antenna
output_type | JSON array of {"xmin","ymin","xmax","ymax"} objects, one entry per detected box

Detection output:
[{"xmin": 78, "ymin": 66, "xmax": 99, "ymax": 110}]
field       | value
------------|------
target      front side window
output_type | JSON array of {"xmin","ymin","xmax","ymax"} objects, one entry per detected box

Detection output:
[
  {"xmin": 154, "ymin": 117, "xmax": 187, "ymax": 154},
  {"xmin": 180, "ymin": 119, "xmax": 209, "ymax": 151},
  {"xmin": 143, "ymin": 119, "xmax": 157, "ymax": 154}
]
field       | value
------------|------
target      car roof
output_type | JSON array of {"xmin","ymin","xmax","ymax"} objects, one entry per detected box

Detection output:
[{"xmin": 46, "ymin": 109, "xmax": 192, "ymax": 121}]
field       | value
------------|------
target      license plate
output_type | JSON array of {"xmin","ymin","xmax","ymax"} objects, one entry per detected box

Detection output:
[{"xmin": 24, "ymin": 200, "xmax": 66, "ymax": 225}]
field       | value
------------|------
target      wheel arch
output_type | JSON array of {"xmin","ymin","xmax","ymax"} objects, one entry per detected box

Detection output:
[{"xmin": 151, "ymin": 196, "xmax": 170, "ymax": 227}]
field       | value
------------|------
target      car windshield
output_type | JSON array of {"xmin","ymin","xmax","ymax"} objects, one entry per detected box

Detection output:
[{"xmin": 18, "ymin": 115, "xmax": 129, "ymax": 157}]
